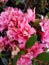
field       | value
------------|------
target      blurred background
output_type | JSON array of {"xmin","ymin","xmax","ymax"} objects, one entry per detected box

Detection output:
[{"xmin": 0, "ymin": 0, "xmax": 49, "ymax": 16}]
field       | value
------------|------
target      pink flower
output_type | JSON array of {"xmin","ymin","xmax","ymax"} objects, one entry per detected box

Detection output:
[
  {"xmin": 40, "ymin": 16, "xmax": 49, "ymax": 48},
  {"xmin": 27, "ymin": 42, "xmax": 43, "ymax": 57},
  {"xmin": 23, "ymin": 8, "xmax": 35, "ymax": 23},
  {"xmin": 0, "ymin": 37, "xmax": 4, "ymax": 52},
  {"xmin": 4, "ymin": 7, "xmax": 36, "ymax": 49},
  {"xmin": 17, "ymin": 21, "xmax": 36, "ymax": 49},
  {"xmin": 0, "ymin": 7, "xmax": 35, "ymax": 31},
  {"xmin": 26, "ymin": 8, "xmax": 35, "ymax": 22},
  {"xmin": 0, "ymin": 7, "xmax": 23, "ymax": 31},
  {"xmin": 17, "ymin": 53, "xmax": 32, "ymax": 65},
  {"xmin": 6, "ymin": 28, "xmax": 17, "ymax": 41},
  {"xmin": 0, "ymin": 11, "xmax": 10, "ymax": 31},
  {"xmin": 0, "ymin": 36, "xmax": 18, "ymax": 51},
  {"xmin": 0, "ymin": 7, "xmax": 36, "ymax": 50},
  {"xmin": 40, "ymin": 16, "xmax": 49, "ymax": 32},
  {"xmin": 7, "ymin": 23, "xmax": 36, "ymax": 49},
  {"xmin": 0, "ymin": 0, "xmax": 8, "ymax": 3}
]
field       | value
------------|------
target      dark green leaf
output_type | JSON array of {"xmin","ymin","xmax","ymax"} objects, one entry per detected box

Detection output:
[
  {"xmin": 37, "ymin": 52, "xmax": 49, "ymax": 62},
  {"xmin": 0, "ymin": 53, "xmax": 2, "ymax": 58},
  {"xmin": 19, "ymin": 0, "xmax": 25, "ymax": 3},
  {"xmin": 16, "ymin": 0, "xmax": 25, "ymax": 5},
  {"xmin": 20, "ymin": 50, "xmax": 25, "ymax": 55},
  {"xmin": 26, "ymin": 35, "xmax": 37, "ymax": 48},
  {"xmin": 47, "ymin": 12, "xmax": 49, "ymax": 17},
  {"xmin": 16, "ymin": 0, "xmax": 20, "ymax": 5},
  {"xmin": 1, "ymin": 58, "xmax": 8, "ymax": 65},
  {"xmin": 13, "ymin": 50, "xmax": 25, "ymax": 65},
  {"xmin": 2, "ymin": 51, "xmax": 11, "ymax": 60},
  {"xmin": 33, "ymin": 61, "xmax": 38, "ymax": 65},
  {"xmin": 13, "ymin": 55, "xmax": 20, "ymax": 65}
]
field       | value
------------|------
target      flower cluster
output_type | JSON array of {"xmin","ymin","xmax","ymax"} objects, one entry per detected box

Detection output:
[
  {"xmin": 0, "ymin": 7, "xmax": 49, "ymax": 65},
  {"xmin": 17, "ymin": 42, "xmax": 43, "ymax": 65},
  {"xmin": 0, "ymin": 7, "xmax": 35, "ymax": 51}
]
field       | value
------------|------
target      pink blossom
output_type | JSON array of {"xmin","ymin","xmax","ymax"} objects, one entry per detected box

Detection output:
[
  {"xmin": 40, "ymin": 16, "xmax": 49, "ymax": 48},
  {"xmin": 0, "ymin": 7, "xmax": 36, "ymax": 51},
  {"xmin": 40, "ymin": 16, "xmax": 49, "ymax": 32},
  {"xmin": 7, "ymin": 23, "xmax": 36, "ymax": 49},
  {"xmin": 0, "ymin": 37, "xmax": 4, "ymax": 52},
  {"xmin": 0, "ymin": 7, "xmax": 35, "ymax": 31},
  {"xmin": 17, "ymin": 53, "xmax": 32, "ymax": 65},
  {"xmin": 27, "ymin": 42, "xmax": 43, "ymax": 57},
  {"xmin": 26, "ymin": 8, "xmax": 35, "ymax": 22},
  {"xmin": 0, "ymin": 12, "xmax": 10, "ymax": 31},
  {"xmin": 3, "ymin": 7, "xmax": 36, "ymax": 49},
  {"xmin": 0, "ymin": 7, "xmax": 24, "ymax": 31},
  {"xmin": 6, "ymin": 28, "xmax": 17, "ymax": 41},
  {"xmin": 17, "ymin": 23, "xmax": 36, "ymax": 49},
  {"xmin": 0, "ymin": 36, "xmax": 18, "ymax": 51},
  {"xmin": 0, "ymin": 0, "xmax": 8, "ymax": 3}
]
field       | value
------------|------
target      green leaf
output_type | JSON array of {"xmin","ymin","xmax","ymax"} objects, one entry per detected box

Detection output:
[
  {"xmin": 13, "ymin": 50, "xmax": 25, "ymax": 65},
  {"xmin": 33, "ymin": 61, "xmax": 38, "ymax": 65},
  {"xmin": 16, "ymin": 0, "xmax": 20, "ymax": 5},
  {"xmin": 19, "ymin": 0, "xmax": 25, "ymax": 3},
  {"xmin": 2, "ymin": 51, "xmax": 11, "ymax": 60},
  {"xmin": 16, "ymin": 0, "xmax": 25, "ymax": 5},
  {"xmin": 0, "ymin": 53, "xmax": 2, "ymax": 58},
  {"xmin": 37, "ymin": 52, "xmax": 49, "ymax": 62},
  {"xmin": 26, "ymin": 35, "xmax": 37, "ymax": 48},
  {"xmin": 20, "ymin": 50, "xmax": 25, "ymax": 55},
  {"xmin": 32, "ymin": 59, "xmax": 38, "ymax": 65},
  {"xmin": 1, "ymin": 58, "xmax": 8, "ymax": 65},
  {"xmin": 13, "ymin": 53, "xmax": 20, "ymax": 65},
  {"xmin": 47, "ymin": 12, "xmax": 49, "ymax": 17}
]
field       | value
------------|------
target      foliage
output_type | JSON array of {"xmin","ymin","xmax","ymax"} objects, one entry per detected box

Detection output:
[{"xmin": 26, "ymin": 35, "xmax": 37, "ymax": 48}]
